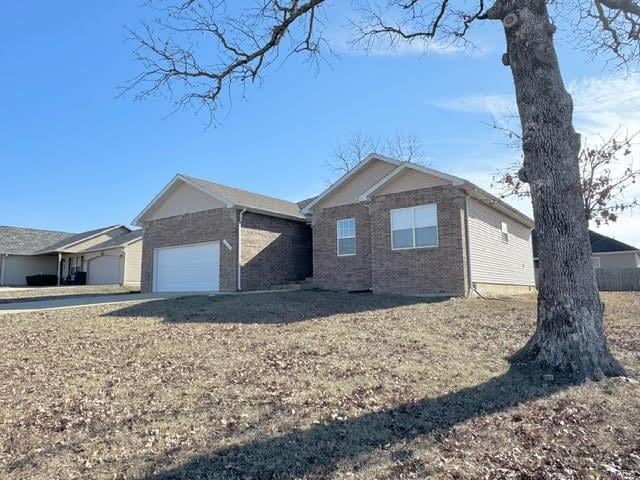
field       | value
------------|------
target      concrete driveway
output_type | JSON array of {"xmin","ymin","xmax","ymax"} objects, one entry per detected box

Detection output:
[{"xmin": 0, "ymin": 293, "xmax": 191, "ymax": 315}]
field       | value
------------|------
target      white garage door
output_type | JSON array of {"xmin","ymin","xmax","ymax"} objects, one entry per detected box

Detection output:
[
  {"xmin": 154, "ymin": 242, "xmax": 220, "ymax": 292},
  {"xmin": 88, "ymin": 256, "xmax": 122, "ymax": 285}
]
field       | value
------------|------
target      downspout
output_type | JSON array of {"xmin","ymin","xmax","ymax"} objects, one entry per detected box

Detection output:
[
  {"xmin": 237, "ymin": 208, "xmax": 247, "ymax": 291},
  {"xmin": 463, "ymin": 193, "xmax": 474, "ymax": 297}
]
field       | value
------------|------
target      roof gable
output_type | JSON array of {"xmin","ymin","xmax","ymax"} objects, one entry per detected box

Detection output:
[
  {"xmin": 37, "ymin": 225, "xmax": 130, "ymax": 254},
  {"xmin": 183, "ymin": 175, "xmax": 305, "ymax": 220},
  {"xmin": 358, "ymin": 162, "xmax": 464, "ymax": 201},
  {"xmin": 302, "ymin": 153, "xmax": 533, "ymax": 228},
  {"xmin": 81, "ymin": 230, "xmax": 143, "ymax": 253},
  {"xmin": 373, "ymin": 168, "xmax": 451, "ymax": 196},
  {"xmin": 302, "ymin": 154, "xmax": 401, "ymax": 213},
  {"xmin": 134, "ymin": 174, "xmax": 306, "ymax": 225},
  {"xmin": 145, "ymin": 180, "xmax": 229, "ymax": 222}
]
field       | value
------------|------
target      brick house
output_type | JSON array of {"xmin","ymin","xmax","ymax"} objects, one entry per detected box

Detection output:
[
  {"xmin": 302, "ymin": 154, "xmax": 536, "ymax": 296},
  {"xmin": 134, "ymin": 154, "xmax": 536, "ymax": 296},
  {"xmin": 133, "ymin": 174, "xmax": 312, "ymax": 293}
]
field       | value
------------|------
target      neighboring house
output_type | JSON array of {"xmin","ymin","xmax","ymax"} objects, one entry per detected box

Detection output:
[
  {"xmin": 0, "ymin": 226, "xmax": 73, "ymax": 286},
  {"xmin": 135, "ymin": 154, "xmax": 535, "ymax": 296},
  {"xmin": 0, "ymin": 225, "xmax": 143, "ymax": 287},
  {"xmin": 133, "ymin": 174, "xmax": 312, "ymax": 293},
  {"xmin": 302, "ymin": 154, "xmax": 536, "ymax": 296},
  {"xmin": 533, "ymin": 230, "xmax": 640, "ymax": 270}
]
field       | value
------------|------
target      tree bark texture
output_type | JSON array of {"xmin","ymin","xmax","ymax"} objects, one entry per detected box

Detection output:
[{"xmin": 487, "ymin": 0, "xmax": 625, "ymax": 380}]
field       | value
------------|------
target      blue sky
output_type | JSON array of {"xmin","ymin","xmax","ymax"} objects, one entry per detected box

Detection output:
[{"xmin": 1, "ymin": 2, "xmax": 639, "ymax": 245}]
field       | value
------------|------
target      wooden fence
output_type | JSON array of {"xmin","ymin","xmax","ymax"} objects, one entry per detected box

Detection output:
[
  {"xmin": 595, "ymin": 268, "xmax": 640, "ymax": 291},
  {"xmin": 535, "ymin": 268, "xmax": 640, "ymax": 291}
]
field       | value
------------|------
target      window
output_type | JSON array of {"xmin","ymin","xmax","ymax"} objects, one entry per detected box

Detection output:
[
  {"xmin": 592, "ymin": 257, "xmax": 601, "ymax": 269},
  {"xmin": 501, "ymin": 221, "xmax": 509, "ymax": 243},
  {"xmin": 391, "ymin": 204, "xmax": 438, "ymax": 249},
  {"xmin": 337, "ymin": 218, "xmax": 356, "ymax": 256}
]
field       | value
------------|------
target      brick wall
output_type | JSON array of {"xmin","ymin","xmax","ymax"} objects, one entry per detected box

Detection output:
[
  {"xmin": 240, "ymin": 212, "xmax": 312, "ymax": 290},
  {"xmin": 312, "ymin": 203, "xmax": 372, "ymax": 291},
  {"xmin": 311, "ymin": 186, "xmax": 469, "ymax": 295},
  {"xmin": 370, "ymin": 186, "xmax": 468, "ymax": 296},
  {"xmin": 141, "ymin": 208, "xmax": 238, "ymax": 293}
]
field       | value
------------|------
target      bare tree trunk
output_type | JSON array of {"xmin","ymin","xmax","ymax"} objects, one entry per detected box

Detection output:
[{"xmin": 486, "ymin": 0, "xmax": 625, "ymax": 381}]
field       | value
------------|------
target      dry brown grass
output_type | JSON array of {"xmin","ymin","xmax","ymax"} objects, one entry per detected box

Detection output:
[
  {"xmin": 0, "ymin": 290, "xmax": 638, "ymax": 479},
  {"xmin": 0, "ymin": 285, "xmax": 139, "ymax": 304}
]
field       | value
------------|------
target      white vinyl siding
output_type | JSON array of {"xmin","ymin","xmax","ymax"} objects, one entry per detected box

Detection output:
[
  {"xmin": 337, "ymin": 218, "xmax": 356, "ymax": 256},
  {"xmin": 592, "ymin": 257, "xmax": 601, "ymax": 269},
  {"xmin": 124, "ymin": 240, "xmax": 143, "ymax": 287},
  {"xmin": 467, "ymin": 197, "xmax": 535, "ymax": 286},
  {"xmin": 391, "ymin": 204, "xmax": 438, "ymax": 250}
]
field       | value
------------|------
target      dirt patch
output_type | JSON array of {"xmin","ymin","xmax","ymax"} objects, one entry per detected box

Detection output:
[{"xmin": 0, "ymin": 290, "xmax": 638, "ymax": 479}]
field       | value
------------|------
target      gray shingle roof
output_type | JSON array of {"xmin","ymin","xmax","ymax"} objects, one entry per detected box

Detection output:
[
  {"xmin": 36, "ymin": 225, "xmax": 122, "ymax": 254},
  {"xmin": 0, "ymin": 226, "xmax": 75, "ymax": 255},
  {"xmin": 82, "ymin": 229, "xmax": 142, "ymax": 252},
  {"xmin": 589, "ymin": 230, "xmax": 638, "ymax": 253},
  {"xmin": 183, "ymin": 175, "xmax": 306, "ymax": 220},
  {"xmin": 296, "ymin": 197, "xmax": 317, "ymax": 210},
  {"xmin": 532, "ymin": 229, "xmax": 639, "ymax": 257}
]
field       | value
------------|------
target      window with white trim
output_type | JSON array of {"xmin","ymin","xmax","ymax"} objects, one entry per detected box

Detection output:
[
  {"xmin": 391, "ymin": 204, "xmax": 438, "ymax": 249},
  {"xmin": 337, "ymin": 218, "xmax": 356, "ymax": 256},
  {"xmin": 501, "ymin": 221, "xmax": 509, "ymax": 243}
]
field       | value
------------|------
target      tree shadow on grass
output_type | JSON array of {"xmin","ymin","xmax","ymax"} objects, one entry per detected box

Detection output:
[
  {"xmin": 105, "ymin": 290, "xmax": 449, "ymax": 325},
  {"xmin": 144, "ymin": 365, "xmax": 572, "ymax": 479}
]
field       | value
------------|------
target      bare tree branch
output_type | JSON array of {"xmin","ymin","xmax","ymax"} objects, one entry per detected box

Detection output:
[
  {"xmin": 326, "ymin": 132, "xmax": 428, "ymax": 181},
  {"xmin": 492, "ymin": 129, "xmax": 640, "ymax": 226},
  {"xmin": 124, "ymin": 0, "xmax": 328, "ymax": 123},
  {"xmin": 570, "ymin": 0, "xmax": 640, "ymax": 65}
]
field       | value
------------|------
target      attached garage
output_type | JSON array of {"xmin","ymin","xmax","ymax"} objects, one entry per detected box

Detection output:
[
  {"xmin": 134, "ymin": 174, "xmax": 312, "ymax": 293},
  {"xmin": 153, "ymin": 242, "xmax": 220, "ymax": 292},
  {"xmin": 87, "ymin": 255, "xmax": 122, "ymax": 285}
]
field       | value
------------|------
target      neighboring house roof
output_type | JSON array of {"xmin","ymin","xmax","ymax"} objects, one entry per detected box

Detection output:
[
  {"xmin": 0, "ymin": 226, "xmax": 75, "ymax": 255},
  {"xmin": 35, "ymin": 225, "xmax": 130, "ymax": 254},
  {"xmin": 81, "ymin": 229, "xmax": 143, "ymax": 253},
  {"xmin": 301, "ymin": 153, "xmax": 535, "ymax": 228},
  {"xmin": 532, "ymin": 230, "xmax": 639, "ymax": 258},
  {"xmin": 133, "ymin": 174, "xmax": 306, "ymax": 225},
  {"xmin": 590, "ymin": 230, "xmax": 639, "ymax": 253},
  {"xmin": 296, "ymin": 196, "xmax": 317, "ymax": 210}
]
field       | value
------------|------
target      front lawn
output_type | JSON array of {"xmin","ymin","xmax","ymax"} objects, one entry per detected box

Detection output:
[
  {"xmin": 0, "ymin": 285, "xmax": 139, "ymax": 304},
  {"xmin": 0, "ymin": 291, "xmax": 638, "ymax": 479}
]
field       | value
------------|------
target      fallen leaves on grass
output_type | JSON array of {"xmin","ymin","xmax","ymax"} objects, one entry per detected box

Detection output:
[{"xmin": 0, "ymin": 291, "xmax": 638, "ymax": 479}]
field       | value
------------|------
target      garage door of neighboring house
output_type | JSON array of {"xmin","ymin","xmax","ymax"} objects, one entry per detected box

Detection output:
[
  {"xmin": 88, "ymin": 255, "xmax": 122, "ymax": 285},
  {"xmin": 154, "ymin": 242, "xmax": 220, "ymax": 292}
]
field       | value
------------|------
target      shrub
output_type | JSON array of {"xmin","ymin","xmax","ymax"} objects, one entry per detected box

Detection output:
[{"xmin": 25, "ymin": 274, "xmax": 58, "ymax": 287}]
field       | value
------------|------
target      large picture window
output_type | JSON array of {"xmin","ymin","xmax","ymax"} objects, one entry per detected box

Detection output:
[
  {"xmin": 391, "ymin": 204, "xmax": 438, "ymax": 249},
  {"xmin": 337, "ymin": 218, "xmax": 356, "ymax": 256}
]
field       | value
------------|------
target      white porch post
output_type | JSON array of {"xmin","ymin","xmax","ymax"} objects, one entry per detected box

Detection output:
[
  {"xmin": 57, "ymin": 252, "xmax": 62, "ymax": 286},
  {"xmin": 0, "ymin": 254, "xmax": 6, "ymax": 286}
]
